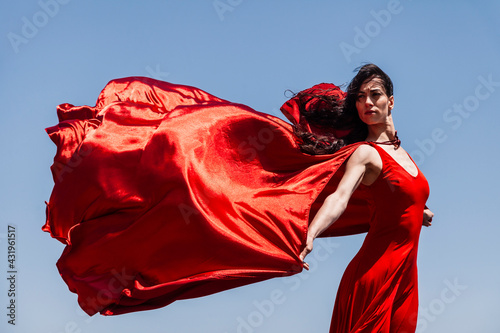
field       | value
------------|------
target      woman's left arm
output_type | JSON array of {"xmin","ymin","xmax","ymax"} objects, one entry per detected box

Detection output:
[{"xmin": 423, "ymin": 206, "xmax": 434, "ymax": 227}]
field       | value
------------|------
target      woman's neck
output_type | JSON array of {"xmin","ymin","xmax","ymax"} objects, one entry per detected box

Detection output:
[{"xmin": 365, "ymin": 122, "xmax": 397, "ymax": 142}]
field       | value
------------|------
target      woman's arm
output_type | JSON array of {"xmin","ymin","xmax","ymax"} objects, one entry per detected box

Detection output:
[
  {"xmin": 423, "ymin": 207, "xmax": 434, "ymax": 227},
  {"xmin": 299, "ymin": 144, "xmax": 379, "ymax": 270}
]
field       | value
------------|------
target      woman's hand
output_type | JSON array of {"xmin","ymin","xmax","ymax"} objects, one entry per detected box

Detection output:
[
  {"xmin": 423, "ymin": 208, "xmax": 434, "ymax": 227},
  {"xmin": 299, "ymin": 235, "xmax": 314, "ymax": 270}
]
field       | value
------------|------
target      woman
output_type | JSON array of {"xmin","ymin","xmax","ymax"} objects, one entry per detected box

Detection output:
[
  {"xmin": 300, "ymin": 64, "xmax": 434, "ymax": 332},
  {"xmin": 43, "ymin": 64, "xmax": 432, "ymax": 332}
]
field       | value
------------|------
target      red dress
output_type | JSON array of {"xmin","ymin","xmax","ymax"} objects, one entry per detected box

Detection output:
[
  {"xmin": 330, "ymin": 143, "xmax": 429, "ymax": 332},
  {"xmin": 43, "ymin": 77, "xmax": 428, "ymax": 331}
]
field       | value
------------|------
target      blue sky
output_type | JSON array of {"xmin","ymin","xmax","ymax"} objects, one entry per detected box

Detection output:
[{"xmin": 1, "ymin": 1, "xmax": 499, "ymax": 332}]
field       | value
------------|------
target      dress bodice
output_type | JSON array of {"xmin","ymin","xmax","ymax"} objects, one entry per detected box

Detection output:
[{"xmin": 365, "ymin": 142, "xmax": 430, "ymax": 243}]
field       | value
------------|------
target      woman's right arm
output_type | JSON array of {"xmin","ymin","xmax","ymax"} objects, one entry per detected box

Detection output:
[{"xmin": 299, "ymin": 144, "xmax": 379, "ymax": 269}]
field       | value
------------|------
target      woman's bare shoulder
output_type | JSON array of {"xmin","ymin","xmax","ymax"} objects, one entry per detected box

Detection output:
[
  {"xmin": 349, "ymin": 143, "xmax": 380, "ymax": 164},
  {"xmin": 348, "ymin": 143, "xmax": 383, "ymax": 185}
]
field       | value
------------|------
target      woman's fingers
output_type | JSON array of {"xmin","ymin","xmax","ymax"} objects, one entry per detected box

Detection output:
[
  {"xmin": 300, "ymin": 238, "xmax": 314, "ymax": 271},
  {"xmin": 422, "ymin": 209, "xmax": 434, "ymax": 227},
  {"xmin": 300, "ymin": 248, "xmax": 310, "ymax": 270}
]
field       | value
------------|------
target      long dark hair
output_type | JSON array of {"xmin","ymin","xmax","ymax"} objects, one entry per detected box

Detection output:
[
  {"xmin": 291, "ymin": 88, "xmax": 349, "ymax": 155},
  {"xmin": 295, "ymin": 64, "xmax": 393, "ymax": 155}
]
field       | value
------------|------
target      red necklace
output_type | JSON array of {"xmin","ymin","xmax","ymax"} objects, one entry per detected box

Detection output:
[{"xmin": 370, "ymin": 131, "xmax": 401, "ymax": 150}]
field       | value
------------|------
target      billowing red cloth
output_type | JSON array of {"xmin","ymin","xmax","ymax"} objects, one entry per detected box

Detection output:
[{"xmin": 44, "ymin": 77, "xmax": 372, "ymax": 316}]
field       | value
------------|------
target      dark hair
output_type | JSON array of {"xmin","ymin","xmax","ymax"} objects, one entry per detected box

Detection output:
[
  {"xmin": 295, "ymin": 64, "xmax": 393, "ymax": 155},
  {"xmin": 291, "ymin": 88, "xmax": 349, "ymax": 155}
]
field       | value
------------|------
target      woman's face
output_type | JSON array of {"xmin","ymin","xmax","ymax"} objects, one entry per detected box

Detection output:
[{"xmin": 355, "ymin": 78, "xmax": 394, "ymax": 125}]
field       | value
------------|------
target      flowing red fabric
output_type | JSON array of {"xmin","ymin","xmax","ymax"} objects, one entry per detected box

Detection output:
[{"xmin": 43, "ymin": 77, "xmax": 374, "ymax": 316}]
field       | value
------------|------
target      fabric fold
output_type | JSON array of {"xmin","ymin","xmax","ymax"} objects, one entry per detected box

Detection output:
[{"xmin": 44, "ymin": 77, "xmax": 372, "ymax": 315}]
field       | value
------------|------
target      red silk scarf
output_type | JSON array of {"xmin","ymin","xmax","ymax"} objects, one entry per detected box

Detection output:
[{"xmin": 44, "ymin": 77, "xmax": 372, "ymax": 316}]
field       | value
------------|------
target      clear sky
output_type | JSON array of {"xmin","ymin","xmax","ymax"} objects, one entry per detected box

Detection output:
[{"xmin": 1, "ymin": 1, "xmax": 499, "ymax": 332}]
